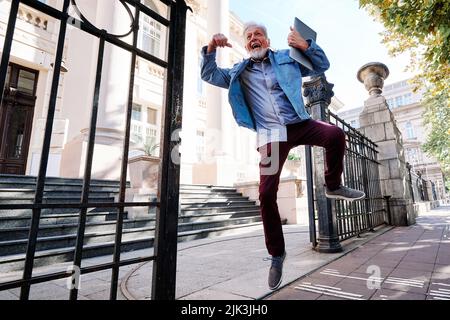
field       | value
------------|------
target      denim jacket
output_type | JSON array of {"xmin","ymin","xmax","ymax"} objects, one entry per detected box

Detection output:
[{"xmin": 200, "ymin": 39, "xmax": 330, "ymax": 131}]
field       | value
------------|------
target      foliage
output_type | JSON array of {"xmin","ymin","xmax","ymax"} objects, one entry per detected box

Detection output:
[
  {"xmin": 287, "ymin": 153, "xmax": 301, "ymax": 161},
  {"xmin": 143, "ymin": 140, "xmax": 160, "ymax": 157},
  {"xmin": 359, "ymin": 0, "xmax": 450, "ymax": 189},
  {"xmin": 422, "ymin": 89, "xmax": 450, "ymax": 188}
]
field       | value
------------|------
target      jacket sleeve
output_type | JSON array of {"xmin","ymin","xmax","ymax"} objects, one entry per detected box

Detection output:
[
  {"xmin": 299, "ymin": 39, "xmax": 330, "ymax": 77},
  {"xmin": 200, "ymin": 46, "xmax": 232, "ymax": 89}
]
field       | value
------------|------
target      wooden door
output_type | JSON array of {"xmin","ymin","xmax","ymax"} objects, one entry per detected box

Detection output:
[{"xmin": 0, "ymin": 64, "xmax": 38, "ymax": 175}]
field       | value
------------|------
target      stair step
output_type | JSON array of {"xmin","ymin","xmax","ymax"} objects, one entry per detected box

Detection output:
[
  {"xmin": 0, "ymin": 189, "xmax": 116, "ymax": 199},
  {"xmin": 180, "ymin": 197, "xmax": 249, "ymax": 204},
  {"xmin": 0, "ymin": 218, "xmax": 154, "ymax": 241},
  {"xmin": 0, "ymin": 182, "xmax": 121, "ymax": 192},
  {"xmin": 0, "ymin": 212, "xmax": 126, "ymax": 228},
  {"xmin": 0, "ymin": 196, "xmax": 115, "ymax": 204},
  {"xmin": 180, "ymin": 185, "xmax": 237, "ymax": 192},
  {"xmin": 178, "ymin": 210, "xmax": 260, "ymax": 223},
  {"xmin": 181, "ymin": 200, "xmax": 255, "ymax": 207},
  {"xmin": 180, "ymin": 205, "xmax": 260, "ymax": 215},
  {"xmin": 0, "ymin": 226, "xmax": 155, "ymax": 256},
  {"xmin": 177, "ymin": 216, "xmax": 262, "ymax": 233},
  {"xmin": 180, "ymin": 193, "xmax": 243, "ymax": 198},
  {"xmin": 0, "ymin": 222, "xmax": 264, "ymax": 272},
  {"xmin": 0, "ymin": 176, "xmax": 262, "ymax": 272},
  {"xmin": 0, "ymin": 174, "xmax": 127, "ymax": 187},
  {"xmin": 0, "ymin": 216, "xmax": 262, "ymax": 256}
]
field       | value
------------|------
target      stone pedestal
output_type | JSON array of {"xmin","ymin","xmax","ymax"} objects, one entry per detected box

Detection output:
[
  {"xmin": 234, "ymin": 177, "xmax": 309, "ymax": 225},
  {"xmin": 126, "ymin": 155, "xmax": 160, "ymax": 219},
  {"xmin": 357, "ymin": 63, "xmax": 415, "ymax": 226}
]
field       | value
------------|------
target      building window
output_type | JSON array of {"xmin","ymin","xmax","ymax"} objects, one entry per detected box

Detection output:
[
  {"xmin": 350, "ymin": 120, "xmax": 357, "ymax": 128},
  {"xmin": 403, "ymin": 93, "xmax": 412, "ymax": 105},
  {"xmin": 132, "ymin": 103, "xmax": 142, "ymax": 121},
  {"xmin": 197, "ymin": 57, "xmax": 203, "ymax": 96},
  {"xmin": 395, "ymin": 96, "xmax": 403, "ymax": 108},
  {"xmin": 196, "ymin": 130, "xmax": 205, "ymax": 161},
  {"xmin": 147, "ymin": 107, "xmax": 157, "ymax": 125},
  {"xmin": 405, "ymin": 121, "xmax": 415, "ymax": 139},
  {"xmin": 139, "ymin": 15, "xmax": 162, "ymax": 58}
]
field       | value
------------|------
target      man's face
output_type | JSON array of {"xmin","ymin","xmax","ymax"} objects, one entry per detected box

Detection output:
[{"xmin": 245, "ymin": 26, "xmax": 270, "ymax": 55}]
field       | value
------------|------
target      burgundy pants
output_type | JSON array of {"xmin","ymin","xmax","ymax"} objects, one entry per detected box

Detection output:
[{"xmin": 258, "ymin": 119, "xmax": 346, "ymax": 256}]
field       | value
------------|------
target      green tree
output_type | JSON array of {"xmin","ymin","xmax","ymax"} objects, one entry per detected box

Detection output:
[{"xmin": 359, "ymin": 0, "xmax": 450, "ymax": 188}]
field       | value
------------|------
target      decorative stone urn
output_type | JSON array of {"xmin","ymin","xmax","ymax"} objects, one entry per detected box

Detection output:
[
  {"xmin": 357, "ymin": 62, "xmax": 390, "ymax": 97},
  {"xmin": 284, "ymin": 159, "xmax": 302, "ymax": 177}
]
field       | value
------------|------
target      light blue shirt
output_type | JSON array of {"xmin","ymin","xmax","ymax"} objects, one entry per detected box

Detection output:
[{"xmin": 240, "ymin": 53, "xmax": 304, "ymax": 147}]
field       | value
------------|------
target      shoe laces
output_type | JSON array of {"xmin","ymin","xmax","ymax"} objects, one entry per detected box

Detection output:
[{"xmin": 263, "ymin": 254, "xmax": 285, "ymax": 269}]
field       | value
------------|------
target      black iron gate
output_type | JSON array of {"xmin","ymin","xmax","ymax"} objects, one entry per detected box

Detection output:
[{"xmin": 0, "ymin": 0, "xmax": 188, "ymax": 300}]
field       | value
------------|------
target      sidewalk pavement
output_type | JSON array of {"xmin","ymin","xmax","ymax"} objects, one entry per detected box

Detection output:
[
  {"xmin": 122, "ymin": 223, "xmax": 390, "ymax": 300},
  {"xmin": 266, "ymin": 205, "xmax": 450, "ymax": 300},
  {"xmin": 0, "ymin": 205, "xmax": 448, "ymax": 300}
]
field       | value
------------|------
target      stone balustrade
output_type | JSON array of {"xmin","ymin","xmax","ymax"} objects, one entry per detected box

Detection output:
[{"xmin": 18, "ymin": 5, "xmax": 48, "ymax": 30}]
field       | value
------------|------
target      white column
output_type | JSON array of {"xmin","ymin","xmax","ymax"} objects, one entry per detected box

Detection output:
[
  {"xmin": 96, "ymin": 1, "xmax": 132, "ymax": 131},
  {"xmin": 205, "ymin": 0, "xmax": 237, "ymax": 185}
]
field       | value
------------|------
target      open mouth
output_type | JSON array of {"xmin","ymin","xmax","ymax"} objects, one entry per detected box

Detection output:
[{"xmin": 251, "ymin": 43, "xmax": 261, "ymax": 49}]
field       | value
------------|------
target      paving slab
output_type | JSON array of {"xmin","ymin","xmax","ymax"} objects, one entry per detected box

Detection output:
[{"xmin": 266, "ymin": 205, "xmax": 450, "ymax": 300}]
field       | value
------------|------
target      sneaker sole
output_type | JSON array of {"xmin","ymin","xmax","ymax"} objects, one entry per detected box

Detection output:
[
  {"xmin": 325, "ymin": 193, "xmax": 366, "ymax": 201},
  {"xmin": 269, "ymin": 275, "xmax": 283, "ymax": 290}
]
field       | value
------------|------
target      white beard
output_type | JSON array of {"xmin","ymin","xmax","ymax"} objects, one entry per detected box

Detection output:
[{"xmin": 249, "ymin": 47, "xmax": 269, "ymax": 60}]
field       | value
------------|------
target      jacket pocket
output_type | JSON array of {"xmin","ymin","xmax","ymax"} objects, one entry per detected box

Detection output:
[{"xmin": 276, "ymin": 55, "xmax": 294, "ymax": 65}]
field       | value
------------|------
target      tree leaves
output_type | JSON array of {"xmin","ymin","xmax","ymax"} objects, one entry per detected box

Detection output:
[{"xmin": 360, "ymin": 0, "xmax": 450, "ymax": 189}]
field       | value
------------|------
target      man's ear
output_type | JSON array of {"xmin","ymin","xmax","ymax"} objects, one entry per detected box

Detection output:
[{"xmin": 268, "ymin": 39, "xmax": 271, "ymax": 46}]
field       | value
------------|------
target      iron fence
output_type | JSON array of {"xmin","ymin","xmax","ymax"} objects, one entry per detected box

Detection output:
[
  {"xmin": 0, "ymin": 0, "xmax": 188, "ymax": 300},
  {"xmin": 407, "ymin": 164, "xmax": 432, "ymax": 203},
  {"xmin": 327, "ymin": 110, "xmax": 385, "ymax": 240},
  {"xmin": 304, "ymin": 81, "xmax": 387, "ymax": 246}
]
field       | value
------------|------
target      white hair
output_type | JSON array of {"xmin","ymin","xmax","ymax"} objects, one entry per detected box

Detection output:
[{"xmin": 243, "ymin": 22, "xmax": 268, "ymax": 38}]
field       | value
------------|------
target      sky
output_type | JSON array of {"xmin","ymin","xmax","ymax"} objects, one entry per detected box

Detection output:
[{"xmin": 229, "ymin": 0, "xmax": 416, "ymax": 110}]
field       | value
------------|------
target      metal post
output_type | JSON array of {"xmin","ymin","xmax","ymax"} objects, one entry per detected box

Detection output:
[
  {"xmin": 151, "ymin": 0, "xmax": 189, "ymax": 300},
  {"xmin": 20, "ymin": 0, "xmax": 71, "ymax": 299},
  {"xmin": 406, "ymin": 162, "xmax": 415, "ymax": 203},
  {"xmin": 69, "ymin": 35, "xmax": 106, "ymax": 301},
  {"xmin": 305, "ymin": 145, "xmax": 317, "ymax": 247},
  {"xmin": 383, "ymin": 195, "xmax": 392, "ymax": 225},
  {"xmin": 302, "ymin": 75, "xmax": 342, "ymax": 253}
]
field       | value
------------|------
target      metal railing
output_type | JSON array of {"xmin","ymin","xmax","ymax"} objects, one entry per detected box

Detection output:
[
  {"xmin": 327, "ymin": 110, "xmax": 385, "ymax": 240},
  {"xmin": 303, "ymin": 75, "xmax": 386, "ymax": 248},
  {"xmin": 0, "ymin": 0, "xmax": 189, "ymax": 300},
  {"xmin": 407, "ymin": 164, "xmax": 432, "ymax": 203}
]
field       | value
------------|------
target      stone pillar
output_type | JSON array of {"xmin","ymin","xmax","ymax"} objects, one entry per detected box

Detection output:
[
  {"xmin": 303, "ymin": 75, "xmax": 342, "ymax": 253},
  {"xmin": 60, "ymin": 1, "xmax": 132, "ymax": 180},
  {"xmin": 357, "ymin": 62, "xmax": 415, "ymax": 226},
  {"xmin": 200, "ymin": 0, "xmax": 231, "ymax": 185},
  {"xmin": 196, "ymin": 0, "xmax": 242, "ymax": 186}
]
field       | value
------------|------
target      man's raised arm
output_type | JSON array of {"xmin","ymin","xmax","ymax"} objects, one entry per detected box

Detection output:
[
  {"xmin": 200, "ymin": 33, "xmax": 233, "ymax": 89},
  {"xmin": 287, "ymin": 26, "xmax": 330, "ymax": 76}
]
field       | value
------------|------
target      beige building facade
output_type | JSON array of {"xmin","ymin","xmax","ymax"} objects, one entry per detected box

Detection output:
[
  {"xmin": 338, "ymin": 79, "xmax": 448, "ymax": 200},
  {"xmin": 0, "ymin": 0, "xmax": 258, "ymax": 187}
]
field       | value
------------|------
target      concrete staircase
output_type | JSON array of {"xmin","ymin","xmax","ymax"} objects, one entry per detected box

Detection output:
[{"xmin": 0, "ymin": 175, "xmax": 263, "ymax": 272}]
